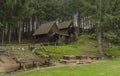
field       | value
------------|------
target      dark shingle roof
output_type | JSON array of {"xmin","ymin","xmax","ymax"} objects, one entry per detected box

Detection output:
[
  {"xmin": 33, "ymin": 21, "xmax": 56, "ymax": 36},
  {"xmin": 58, "ymin": 20, "xmax": 73, "ymax": 29}
]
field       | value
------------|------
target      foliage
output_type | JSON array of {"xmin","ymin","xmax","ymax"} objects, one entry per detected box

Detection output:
[{"xmin": 0, "ymin": 0, "xmax": 119, "ymax": 51}]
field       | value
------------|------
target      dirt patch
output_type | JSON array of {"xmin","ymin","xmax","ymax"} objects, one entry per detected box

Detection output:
[
  {"xmin": 8, "ymin": 60, "xmax": 107, "ymax": 76},
  {"xmin": 0, "ymin": 55, "xmax": 20, "ymax": 72},
  {"xmin": 84, "ymin": 39, "xmax": 90, "ymax": 45}
]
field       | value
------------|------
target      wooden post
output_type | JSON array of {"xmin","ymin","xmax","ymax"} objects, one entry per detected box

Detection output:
[{"xmin": 21, "ymin": 63, "xmax": 27, "ymax": 71}]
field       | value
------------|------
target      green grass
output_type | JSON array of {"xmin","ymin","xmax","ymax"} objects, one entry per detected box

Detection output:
[
  {"xmin": 0, "ymin": 35, "xmax": 98, "ymax": 60},
  {"xmin": 1, "ymin": 35, "xmax": 119, "ymax": 60},
  {"xmin": 35, "ymin": 35, "xmax": 98, "ymax": 59},
  {"xmin": 16, "ymin": 61, "xmax": 120, "ymax": 76},
  {"xmin": 1, "ymin": 45, "xmax": 36, "ymax": 59},
  {"xmin": 1, "ymin": 34, "xmax": 120, "ymax": 76},
  {"xmin": 106, "ymin": 46, "xmax": 120, "ymax": 59}
]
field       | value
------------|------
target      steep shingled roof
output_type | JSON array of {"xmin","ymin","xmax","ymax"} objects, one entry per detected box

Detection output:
[
  {"xmin": 33, "ymin": 21, "xmax": 56, "ymax": 36},
  {"xmin": 58, "ymin": 20, "xmax": 73, "ymax": 29}
]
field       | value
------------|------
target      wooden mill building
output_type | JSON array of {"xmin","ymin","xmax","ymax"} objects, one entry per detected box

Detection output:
[
  {"xmin": 58, "ymin": 20, "xmax": 75, "ymax": 34},
  {"xmin": 33, "ymin": 20, "xmax": 79, "ymax": 44},
  {"xmin": 58, "ymin": 20, "xmax": 79, "ymax": 43},
  {"xmin": 33, "ymin": 21, "xmax": 59, "ymax": 43}
]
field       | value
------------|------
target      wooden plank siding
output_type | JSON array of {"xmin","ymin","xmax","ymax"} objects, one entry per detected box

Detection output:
[{"xmin": 33, "ymin": 20, "xmax": 79, "ymax": 44}]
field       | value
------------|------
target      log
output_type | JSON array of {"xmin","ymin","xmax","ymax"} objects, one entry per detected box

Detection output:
[{"xmin": 63, "ymin": 55, "xmax": 76, "ymax": 60}]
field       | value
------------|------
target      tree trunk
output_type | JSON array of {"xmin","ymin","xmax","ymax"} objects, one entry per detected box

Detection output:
[
  {"xmin": 8, "ymin": 25, "xmax": 12, "ymax": 44},
  {"xmin": 18, "ymin": 19, "xmax": 22, "ymax": 44},
  {"xmin": 96, "ymin": 0, "xmax": 104, "ymax": 57},
  {"xmin": 34, "ymin": 16, "xmax": 37, "ymax": 31},
  {"xmin": 96, "ymin": 26, "xmax": 104, "ymax": 56},
  {"xmin": 1, "ymin": 29, "xmax": 4, "ymax": 45},
  {"xmin": 78, "ymin": 12, "xmax": 81, "ymax": 35},
  {"xmin": 82, "ymin": 17, "xmax": 85, "ymax": 34},
  {"xmin": 30, "ymin": 18, "xmax": 32, "ymax": 32}
]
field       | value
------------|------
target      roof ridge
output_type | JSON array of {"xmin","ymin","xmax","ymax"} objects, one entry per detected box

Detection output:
[
  {"xmin": 58, "ymin": 20, "xmax": 73, "ymax": 29},
  {"xmin": 33, "ymin": 21, "xmax": 56, "ymax": 36}
]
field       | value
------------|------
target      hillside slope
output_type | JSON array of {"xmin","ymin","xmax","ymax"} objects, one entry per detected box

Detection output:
[
  {"xmin": 2, "ymin": 34, "xmax": 119, "ymax": 60},
  {"xmin": 35, "ymin": 35, "xmax": 99, "ymax": 59},
  {"xmin": 1, "ymin": 35, "xmax": 99, "ymax": 60}
]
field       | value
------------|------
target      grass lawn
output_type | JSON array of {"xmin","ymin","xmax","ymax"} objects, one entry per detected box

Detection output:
[
  {"xmin": 1, "ymin": 35, "xmax": 98, "ymax": 59},
  {"xmin": 15, "ymin": 60, "xmax": 120, "ymax": 76},
  {"xmin": 106, "ymin": 46, "xmax": 120, "ymax": 58},
  {"xmin": 1, "ymin": 34, "xmax": 120, "ymax": 76}
]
